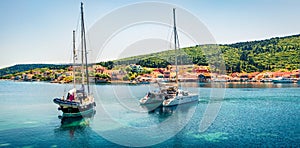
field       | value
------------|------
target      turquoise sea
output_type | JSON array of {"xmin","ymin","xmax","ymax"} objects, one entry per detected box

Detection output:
[{"xmin": 0, "ymin": 80, "xmax": 299, "ymax": 147}]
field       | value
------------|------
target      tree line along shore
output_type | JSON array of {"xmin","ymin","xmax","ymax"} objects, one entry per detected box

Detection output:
[{"xmin": 0, "ymin": 64, "xmax": 299, "ymax": 84}]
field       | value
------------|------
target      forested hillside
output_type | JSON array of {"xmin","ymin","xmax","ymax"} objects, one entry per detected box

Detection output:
[
  {"xmin": 223, "ymin": 34, "xmax": 300, "ymax": 72},
  {"xmin": 114, "ymin": 34, "xmax": 300, "ymax": 73}
]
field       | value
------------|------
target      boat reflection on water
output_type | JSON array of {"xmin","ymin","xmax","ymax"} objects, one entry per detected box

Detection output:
[
  {"xmin": 142, "ymin": 101, "xmax": 198, "ymax": 117},
  {"xmin": 59, "ymin": 110, "xmax": 96, "ymax": 126},
  {"xmin": 54, "ymin": 110, "xmax": 96, "ymax": 139}
]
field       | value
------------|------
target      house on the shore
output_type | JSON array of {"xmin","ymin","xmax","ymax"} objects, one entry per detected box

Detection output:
[
  {"xmin": 130, "ymin": 64, "xmax": 143, "ymax": 73},
  {"xmin": 22, "ymin": 73, "xmax": 34, "ymax": 81},
  {"xmin": 272, "ymin": 71, "xmax": 292, "ymax": 78},
  {"xmin": 94, "ymin": 65, "xmax": 106, "ymax": 74},
  {"xmin": 151, "ymin": 68, "xmax": 165, "ymax": 78},
  {"xmin": 291, "ymin": 69, "xmax": 300, "ymax": 78},
  {"xmin": 193, "ymin": 66, "xmax": 210, "ymax": 73},
  {"xmin": 111, "ymin": 70, "xmax": 126, "ymax": 81},
  {"xmin": 65, "ymin": 71, "xmax": 73, "ymax": 76}
]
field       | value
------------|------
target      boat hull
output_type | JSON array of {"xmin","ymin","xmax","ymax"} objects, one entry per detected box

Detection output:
[
  {"xmin": 62, "ymin": 107, "xmax": 95, "ymax": 118},
  {"xmin": 139, "ymin": 93, "xmax": 165, "ymax": 105},
  {"xmin": 272, "ymin": 80, "xmax": 294, "ymax": 83},
  {"xmin": 53, "ymin": 98, "xmax": 96, "ymax": 117},
  {"xmin": 163, "ymin": 94, "xmax": 199, "ymax": 107},
  {"xmin": 59, "ymin": 110, "xmax": 96, "ymax": 126},
  {"xmin": 53, "ymin": 98, "xmax": 80, "ymax": 107}
]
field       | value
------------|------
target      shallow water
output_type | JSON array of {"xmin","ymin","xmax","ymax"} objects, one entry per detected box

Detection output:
[{"xmin": 0, "ymin": 81, "xmax": 299, "ymax": 147}]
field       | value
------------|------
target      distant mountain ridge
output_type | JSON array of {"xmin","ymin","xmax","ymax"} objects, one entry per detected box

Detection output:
[
  {"xmin": 226, "ymin": 34, "xmax": 300, "ymax": 48},
  {"xmin": 0, "ymin": 64, "xmax": 70, "ymax": 77}
]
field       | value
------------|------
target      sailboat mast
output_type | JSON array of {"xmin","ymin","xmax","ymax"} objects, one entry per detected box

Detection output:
[
  {"xmin": 80, "ymin": 3, "xmax": 85, "ymax": 85},
  {"xmin": 173, "ymin": 8, "xmax": 178, "ymax": 84},
  {"xmin": 72, "ymin": 30, "xmax": 76, "ymax": 89},
  {"xmin": 80, "ymin": 2, "xmax": 90, "ymax": 94}
]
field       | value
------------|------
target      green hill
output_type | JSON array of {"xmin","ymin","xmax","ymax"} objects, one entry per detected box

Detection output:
[{"xmin": 114, "ymin": 34, "xmax": 300, "ymax": 73}]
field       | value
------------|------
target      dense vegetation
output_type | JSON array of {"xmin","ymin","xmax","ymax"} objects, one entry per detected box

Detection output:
[
  {"xmin": 136, "ymin": 57, "xmax": 171, "ymax": 68},
  {"xmin": 114, "ymin": 34, "xmax": 300, "ymax": 73},
  {"xmin": 95, "ymin": 73, "xmax": 111, "ymax": 80},
  {"xmin": 97, "ymin": 61, "xmax": 114, "ymax": 70},
  {"xmin": 223, "ymin": 34, "xmax": 300, "ymax": 72}
]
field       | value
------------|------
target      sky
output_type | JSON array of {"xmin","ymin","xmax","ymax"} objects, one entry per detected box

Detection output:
[{"xmin": 0, "ymin": 0, "xmax": 299, "ymax": 68}]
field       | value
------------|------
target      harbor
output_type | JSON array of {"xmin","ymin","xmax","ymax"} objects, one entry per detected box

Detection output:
[
  {"xmin": 0, "ymin": 80, "xmax": 299, "ymax": 147},
  {"xmin": 0, "ymin": 1, "xmax": 299, "ymax": 147}
]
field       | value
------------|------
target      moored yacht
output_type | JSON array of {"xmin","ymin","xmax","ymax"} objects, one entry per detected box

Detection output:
[
  {"xmin": 139, "ymin": 90, "xmax": 165, "ymax": 105},
  {"xmin": 139, "ymin": 82, "xmax": 176, "ymax": 105},
  {"xmin": 162, "ymin": 89, "xmax": 198, "ymax": 107},
  {"xmin": 272, "ymin": 77, "xmax": 294, "ymax": 83},
  {"xmin": 260, "ymin": 78, "xmax": 273, "ymax": 83}
]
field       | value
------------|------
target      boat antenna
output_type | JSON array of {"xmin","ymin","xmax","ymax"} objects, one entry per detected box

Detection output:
[
  {"xmin": 80, "ymin": 2, "xmax": 90, "ymax": 94},
  {"xmin": 173, "ymin": 8, "xmax": 178, "ymax": 85}
]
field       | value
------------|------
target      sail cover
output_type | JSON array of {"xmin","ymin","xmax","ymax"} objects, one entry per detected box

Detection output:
[{"xmin": 68, "ymin": 88, "xmax": 76, "ymax": 94}]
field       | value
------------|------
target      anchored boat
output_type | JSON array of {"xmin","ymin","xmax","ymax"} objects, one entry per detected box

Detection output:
[
  {"xmin": 140, "ymin": 8, "xmax": 199, "ymax": 107},
  {"xmin": 139, "ymin": 82, "xmax": 175, "ymax": 105},
  {"xmin": 53, "ymin": 2, "xmax": 96, "ymax": 117},
  {"xmin": 272, "ymin": 77, "xmax": 294, "ymax": 83},
  {"xmin": 162, "ymin": 8, "xmax": 199, "ymax": 107}
]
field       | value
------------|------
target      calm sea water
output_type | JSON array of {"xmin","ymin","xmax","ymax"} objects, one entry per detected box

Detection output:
[{"xmin": 0, "ymin": 80, "xmax": 299, "ymax": 147}]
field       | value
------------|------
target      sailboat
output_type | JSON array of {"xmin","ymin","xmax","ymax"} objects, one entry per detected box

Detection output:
[
  {"xmin": 162, "ymin": 8, "xmax": 199, "ymax": 107},
  {"xmin": 53, "ymin": 2, "xmax": 96, "ymax": 117},
  {"xmin": 140, "ymin": 8, "xmax": 199, "ymax": 106}
]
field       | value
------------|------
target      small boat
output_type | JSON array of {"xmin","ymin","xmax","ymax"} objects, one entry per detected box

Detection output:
[
  {"xmin": 212, "ymin": 78, "xmax": 228, "ymax": 82},
  {"xmin": 272, "ymin": 77, "xmax": 294, "ymax": 83},
  {"xmin": 95, "ymin": 78, "xmax": 111, "ymax": 84},
  {"xmin": 53, "ymin": 2, "xmax": 96, "ymax": 117},
  {"xmin": 260, "ymin": 78, "xmax": 273, "ymax": 83}
]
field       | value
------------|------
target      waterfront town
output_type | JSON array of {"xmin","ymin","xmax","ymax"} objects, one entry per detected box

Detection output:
[{"xmin": 1, "ymin": 64, "xmax": 300, "ymax": 84}]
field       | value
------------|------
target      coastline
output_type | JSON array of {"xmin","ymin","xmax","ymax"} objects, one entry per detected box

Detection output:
[{"xmin": 1, "ymin": 79, "xmax": 299, "ymax": 89}]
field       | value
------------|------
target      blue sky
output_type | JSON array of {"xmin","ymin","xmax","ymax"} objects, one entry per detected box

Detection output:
[{"xmin": 0, "ymin": 0, "xmax": 299, "ymax": 68}]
